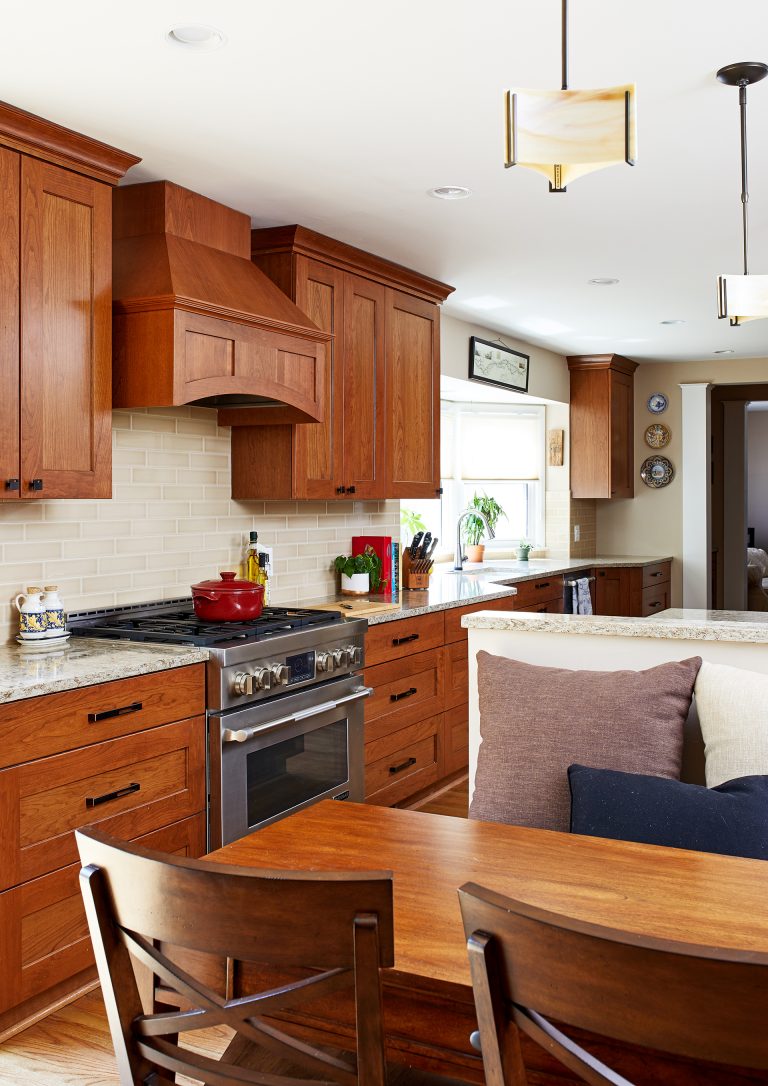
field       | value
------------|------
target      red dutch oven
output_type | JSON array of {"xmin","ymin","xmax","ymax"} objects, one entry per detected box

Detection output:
[{"xmin": 191, "ymin": 572, "xmax": 265, "ymax": 621}]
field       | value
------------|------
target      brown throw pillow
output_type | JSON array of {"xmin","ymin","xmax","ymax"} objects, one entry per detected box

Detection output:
[{"xmin": 470, "ymin": 652, "xmax": 702, "ymax": 831}]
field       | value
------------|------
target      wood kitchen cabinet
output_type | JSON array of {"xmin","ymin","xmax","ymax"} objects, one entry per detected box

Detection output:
[
  {"xmin": 0, "ymin": 663, "xmax": 206, "ymax": 1040},
  {"xmin": 230, "ymin": 226, "xmax": 452, "ymax": 500},
  {"xmin": 0, "ymin": 102, "xmax": 138, "ymax": 501},
  {"xmin": 594, "ymin": 560, "xmax": 672, "ymax": 617},
  {"xmin": 568, "ymin": 354, "xmax": 638, "ymax": 500}
]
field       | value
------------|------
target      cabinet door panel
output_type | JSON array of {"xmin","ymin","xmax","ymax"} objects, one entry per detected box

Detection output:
[
  {"xmin": 0, "ymin": 147, "xmax": 20, "ymax": 500},
  {"xmin": 20, "ymin": 159, "xmax": 111, "ymax": 499},
  {"xmin": 443, "ymin": 703, "xmax": 470, "ymax": 778},
  {"xmin": 385, "ymin": 290, "xmax": 440, "ymax": 498},
  {"xmin": 594, "ymin": 567, "xmax": 631, "ymax": 616},
  {"xmin": 294, "ymin": 257, "xmax": 344, "ymax": 498},
  {"xmin": 342, "ymin": 274, "xmax": 385, "ymax": 498},
  {"xmin": 610, "ymin": 370, "xmax": 634, "ymax": 499}
]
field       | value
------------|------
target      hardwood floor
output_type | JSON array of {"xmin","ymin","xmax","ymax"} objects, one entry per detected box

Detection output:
[{"xmin": 0, "ymin": 788, "xmax": 470, "ymax": 1083}]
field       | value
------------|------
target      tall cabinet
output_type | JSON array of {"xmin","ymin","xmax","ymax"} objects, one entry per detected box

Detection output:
[
  {"xmin": 0, "ymin": 103, "xmax": 138, "ymax": 500},
  {"xmin": 568, "ymin": 354, "xmax": 638, "ymax": 500},
  {"xmin": 229, "ymin": 226, "xmax": 453, "ymax": 500}
]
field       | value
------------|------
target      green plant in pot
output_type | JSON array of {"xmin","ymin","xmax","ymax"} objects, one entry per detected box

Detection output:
[
  {"xmin": 334, "ymin": 551, "xmax": 383, "ymax": 595},
  {"xmin": 516, "ymin": 539, "xmax": 533, "ymax": 562},
  {"xmin": 462, "ymin": 492, "xmax": 505, "ymax": 563}
]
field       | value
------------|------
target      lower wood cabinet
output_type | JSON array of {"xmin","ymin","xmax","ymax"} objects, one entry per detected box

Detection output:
[
  {"xmin": 594, "ymin": 561, "xmax": 672, "ymax": 617},
  {"xmin": 363, "ymin": 598, "xmax": 516, "ymax": 808},
  {"xmin": 0, "ymin": 663, "xmax": 207, "ymax": 1037}
]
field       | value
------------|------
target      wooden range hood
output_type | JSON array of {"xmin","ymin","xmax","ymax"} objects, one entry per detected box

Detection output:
[{"xmin": 112, "ymin": 181, "xmax": 330, "ymax": 422}]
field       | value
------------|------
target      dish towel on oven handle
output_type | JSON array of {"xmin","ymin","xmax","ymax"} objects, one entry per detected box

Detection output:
[{"xmin": 572, "ymin": 577, "xmax": 593, "ymax": 615}]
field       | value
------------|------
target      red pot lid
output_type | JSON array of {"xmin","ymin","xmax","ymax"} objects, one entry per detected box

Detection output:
[{"xmin": 191, "ymin": 571, "xmax": 261, "ymax": 593}]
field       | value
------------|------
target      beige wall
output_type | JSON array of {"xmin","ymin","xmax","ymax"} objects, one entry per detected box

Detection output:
[
  {"xmin": 597, "ymin": 357, "xmax": 768, "ymax": 604},
  {"xmin": 0, "ymin": 407, "xmax": 399, "ymax": 643}
]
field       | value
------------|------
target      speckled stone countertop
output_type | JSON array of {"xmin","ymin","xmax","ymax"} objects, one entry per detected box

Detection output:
[
  {"xmin": 462, "ymin": 608, "xmax": 768, "ymax": 643},
  {"xmin": 0, "ymin": 640, "xmax": 209, "ymax": 705},
  {"xmin": 324, "ymin": 555, "xmax": 672, "ymax": 626}
]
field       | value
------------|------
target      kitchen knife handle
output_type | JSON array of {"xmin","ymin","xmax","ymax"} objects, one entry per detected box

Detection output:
[
  {"xmin": 89, "ymin": 701, "xmax": 143, "ymax": 723},
  {"xmin": 392, "ymin": 633, "xmax": 419, "ymax": 646},
  {"xmin": 86, "ymin": 782, "xmax": 140, "ymax": 808}
]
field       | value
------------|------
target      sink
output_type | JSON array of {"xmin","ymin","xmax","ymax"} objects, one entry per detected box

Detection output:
[{"xmin": 443, "ymin": 561, "xmax": 550, "ymax": 574}]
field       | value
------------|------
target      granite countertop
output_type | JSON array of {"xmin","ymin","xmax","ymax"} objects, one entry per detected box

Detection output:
[
  {"xmin": 0, "ymin": 639, "xmax": 209, "ymax": 706},
  {"xmin": 342, "ymin": 555, "xmax": 673, "ymax": 626},
  {"xmin": 462, "ymin": 607, "xmax": 768, "ymax": 644}
]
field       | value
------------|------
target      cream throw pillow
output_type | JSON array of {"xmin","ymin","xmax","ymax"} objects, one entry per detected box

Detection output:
[{"xmin": 695, "ymin": 661, "xmax": 768, "ymax": 786}]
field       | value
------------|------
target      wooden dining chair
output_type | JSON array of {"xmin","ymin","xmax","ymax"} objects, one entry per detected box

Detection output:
[
  {"xmin": 458, "ymin": 881, "xmax": 768, "ymax": 1086},
  {"xmin": 76, "ymin": 826, "xmax": 394, "ymax": 1086}
]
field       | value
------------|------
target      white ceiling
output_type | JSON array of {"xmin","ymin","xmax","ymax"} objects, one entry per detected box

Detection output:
[{"xmin": 7, "ymin": 0, "xmax": 768, "ymax": 362}]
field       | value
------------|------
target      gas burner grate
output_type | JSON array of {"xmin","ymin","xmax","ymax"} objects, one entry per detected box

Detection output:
[{"xmin": 67, "ymin": 601, "xmax": 343, "ymax": 646}]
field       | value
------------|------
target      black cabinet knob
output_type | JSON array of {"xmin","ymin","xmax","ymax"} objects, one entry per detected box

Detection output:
[
  {"xmin": 436, "ymin": 487, "xmax": 444, "ymax": 496},
  {"xmin": 347, "ymin": 485, "xmax": 356, "ymax": 495},
  {"xmin": 29, "ymin": 478, "xmax": 43, "ymax": 491},
  {"xmin": 5, "ymin": 478, "xmax": 20, "ymax": 491},
  {"xmin": 335, "ymin": 485, "xmax": 346, "ymax": 495}
]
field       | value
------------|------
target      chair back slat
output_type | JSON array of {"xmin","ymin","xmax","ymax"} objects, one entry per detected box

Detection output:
[
  {"xmin": 77, "ymin": 827, "xmax": 393, "ymax": 1086},
  {"xmin": 459, "ymin": 881, "xmax": 768, "ymax": 1073}
]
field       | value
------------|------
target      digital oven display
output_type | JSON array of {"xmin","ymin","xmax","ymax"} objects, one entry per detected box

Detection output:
[{"xmin": 286, "ymin": 650, "xmax": 315, "ymax": 685}]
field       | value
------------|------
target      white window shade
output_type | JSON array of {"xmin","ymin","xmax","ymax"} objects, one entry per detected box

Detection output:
[{"xmin": 459, "ymin": 412, "xmax": 540, "ymax": 480}]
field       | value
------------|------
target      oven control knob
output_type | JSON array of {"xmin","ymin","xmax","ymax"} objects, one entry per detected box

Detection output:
[
  {"xmin": 343, "ymin": 645, "xmax": 362, "ymax": 666},
  {"xmin": 331, "ymin": 649, "xmax": 345, "ymax": 669},
  {"xmin": 270, "ymin": 663, "xmax": 292, "ymax": 686},
  {"xmin": 316, "ymin": 651, "xmax": 334, "ymax": 673},
  {"xmin": 253, "ymin": 667, "xmax": 272, "ymax": 691},
  {"xmin": 232, "ymin": 671, "xmax": 254, "ymax": 696}
]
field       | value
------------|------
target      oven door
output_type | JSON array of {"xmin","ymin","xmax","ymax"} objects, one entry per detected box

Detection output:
[{"xmin": 212, "ymin": 676, "xmax": 370, "ymax": 846}]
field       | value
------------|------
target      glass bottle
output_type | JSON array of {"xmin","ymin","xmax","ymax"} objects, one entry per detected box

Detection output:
[
  {"xmin": 246, "ymin": 531, "xmax": 260, "ymax": 584},
  {"xmin": 258, "ymin": 553, "xmax": 270, "ymax": 604}
]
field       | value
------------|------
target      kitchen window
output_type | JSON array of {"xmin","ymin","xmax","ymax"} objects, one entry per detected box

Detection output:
[{"xmin": 403, "ymin": 401, "xmax": 545, "ymax": 558}]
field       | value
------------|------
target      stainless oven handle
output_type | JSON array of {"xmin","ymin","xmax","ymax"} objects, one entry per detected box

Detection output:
[{"xmin": 221, "ymin": 686, "xmax": 373, "ymax": 744}]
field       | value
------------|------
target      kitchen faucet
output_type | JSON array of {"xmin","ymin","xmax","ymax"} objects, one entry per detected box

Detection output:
[{"xmin": 454, "ymin": 508, "xmax": 495, "ymax": 571}]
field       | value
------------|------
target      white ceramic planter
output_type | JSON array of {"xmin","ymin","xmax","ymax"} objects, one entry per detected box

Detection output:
[{"xmin": 341, "ymin": 572, "xmax": 370, "ymax": 595}]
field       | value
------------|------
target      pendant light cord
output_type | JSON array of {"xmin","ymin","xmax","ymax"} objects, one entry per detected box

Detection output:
[
  {"xmin": 739, "ymin": 81, "xmax": 750, "ymax": 275},
  {"xmin": 561, "ymin": 0, "xmax": 568, "ymax": 90}
]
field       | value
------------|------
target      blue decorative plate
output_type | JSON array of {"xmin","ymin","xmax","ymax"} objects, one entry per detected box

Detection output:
[
  {"xmin": 640, "ymin": 455, "xmax": 674, "ymax": 488},
  {"xmin": 647, "ymin": 392, "xmax": 668, "ymax": 414}
]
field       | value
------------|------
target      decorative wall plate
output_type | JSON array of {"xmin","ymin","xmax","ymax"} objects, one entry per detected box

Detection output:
[
  {"xmin": 644, "ymin": 422, "xmax": 671, "ymax": 449},
  {"xmin": 640, "ymin": 455, "xmax": 674, "ymax": 488},
  {"xmin": 647, "ymin": 392, "xmax": 668, "ymax": 414}
]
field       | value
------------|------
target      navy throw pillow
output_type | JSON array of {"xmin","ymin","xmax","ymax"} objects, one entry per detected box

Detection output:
[{"xmin": 568, "ymin": 764, "xmax": 768, "ymax": 861}]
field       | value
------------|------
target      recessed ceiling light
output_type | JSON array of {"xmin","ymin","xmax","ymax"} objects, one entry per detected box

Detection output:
[
  {"xmin": 167, "ymin": 24, "xmax": 226, "ymax": 51},
  {"xmin": 587, "ymin": 277, "xmax": 619, "ymax": 286},
  {"xmin": 660, "ymin": 319, "xmax": 686, "ymax": 325},
  {"xmin": 428, "ymin": 186, "xmax": 472, "ymax": 200},
  {"xmin": 713, "ymin": 348, "xmax": 735, "ymax": 355}
]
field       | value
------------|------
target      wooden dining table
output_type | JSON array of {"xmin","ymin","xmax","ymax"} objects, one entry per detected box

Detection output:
[{"xmin": 207, "ymin": 800, "xmax": 768, "ymax": 1085}]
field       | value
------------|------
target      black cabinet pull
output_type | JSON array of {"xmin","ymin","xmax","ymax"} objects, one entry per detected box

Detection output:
[
  {"xmin": 29, "ymin": 478, "xmax": 43, "ymax": 491},
  {"xmin": 390, "ymin": 687, "xmax": 417, "ymax": 702},
  {"xmin": 335, "ymin": 486, "xmax": 346, "ymax": 494},
  {"xmin": 534, "ymin": 581, "xmax": 551, "ymax": 589},
  {"xmin": 648, "ymin": 601, "xmax": 663, "ymax": 609},
  {"xmin": 389, "ymin": 757, "xmax": 417, "ymax": 775},
  {"xmin": 436, "ymin": 487, "xmax": 444, "ymax": 496},
  {"xmin": 650, "ymin": 571, "xmax": 663, "ymax": 578},
  {"xmin": 88, "ymin": 701, "xmax": 143, "ymax": 723},
  {"xmin": 392, "ymin": 633, "xmax": 419, "ymax": 646},
  {"xmin": 347, "ymin": 485, "xmax": 356, "ymax": 494},
  {"xmin": 599, "ymin": 571, "xmax": 606, "ymax": 577},
  {"xmin": 5, "ymin": 478, "xmax": 19, "ymax": 491},
  {"xmin": 86, "ymin": 782, "xmax": 140, "ymax": 809}
]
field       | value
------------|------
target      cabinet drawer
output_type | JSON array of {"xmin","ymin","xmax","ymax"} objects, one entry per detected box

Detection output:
[
  {"xmin": 443, "ymin": 703, "xmax": 469, "ymax": 780},
  {"xmin": 0, "ymin": 812, "xmax": 206, "ymax": 1015},
  {"xmin": 365, "ymin": 611, "xmax": 444, "ymax": 667},
  {"xmin": 0, "ymin": 717, "xmax": 206, "ymax": 891},
  {"xmin": 642, "ymin": 561, "xmax": 671, "ymax": 588},
  {"xmin": 0, "ymin": 664, "xmax": 206, "ymax": 769},
  {"xmin": 511, "ymin": 576, "xmax": 563, "ymax": 609},
  {"xmin": 520, "ymin": 597, "xmax": 565, "ymax": 615},
  {"xmin": 364, "ymin": 648, "xmax": 444, "ymax": 742},
  {"xmin": 641, "ymin": 583, "xmax": 670, "ymax": 617},
  {"xmin": 365, "ymin": 717, "xmax": 440, "ymax": 806},
  {"xmin": 443, "ymin": 596, "xmax": 516, "ymax": 644},
  {"xmin": 444, "ymin": 641, "xmax": 468, "ymax": 710}
]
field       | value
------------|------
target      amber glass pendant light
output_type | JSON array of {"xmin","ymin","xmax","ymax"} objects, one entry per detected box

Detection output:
[
  {"xmin": 716, "ymin": 61, "xmax": 768, "ymax": 325},
  {"xmin": 503, "ymin": 0, "xmax": 637, "ymax": 192}
]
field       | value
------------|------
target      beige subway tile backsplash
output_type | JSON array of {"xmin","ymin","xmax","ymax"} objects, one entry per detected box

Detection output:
[{"xmin": 0, "ymin": 407, "xmax": 400, "ymax": 642}]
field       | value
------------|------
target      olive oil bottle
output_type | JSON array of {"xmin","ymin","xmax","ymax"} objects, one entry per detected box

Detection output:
[{"xmin": 245, "ymin": 531, "xmax": 260, "ymax": 584}]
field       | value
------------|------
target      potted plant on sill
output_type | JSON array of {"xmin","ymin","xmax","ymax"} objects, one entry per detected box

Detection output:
[
  {"xmin": 334, "ymin": 551, "xmax": 383, "ymax": 595},
  {"xmin": 463, "ymin": 491, "xmax": 506, "ymax": 563}
]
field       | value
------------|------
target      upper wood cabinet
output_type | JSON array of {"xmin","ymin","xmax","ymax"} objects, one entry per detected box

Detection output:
[
  {"xmin": 0, "ymin": 102, "xmax": 138, "ymax": 501},
  {"xmin": 229, "ymin": 226, "xmax": 453, "ymax": 500},
  {"xmin": 568, "ymin": 354, "xmax": 638, "ymax": 501}
]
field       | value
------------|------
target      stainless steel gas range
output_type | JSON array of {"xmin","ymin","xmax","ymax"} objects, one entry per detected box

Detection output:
[{"xmin": 68, "ymin": 600, "xmax": 369, "ymax": 848}]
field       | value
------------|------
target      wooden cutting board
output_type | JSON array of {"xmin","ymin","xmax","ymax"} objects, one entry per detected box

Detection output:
[{"xmin": 307, "ymin": 600, "xmax": 402, "ymax": 617}]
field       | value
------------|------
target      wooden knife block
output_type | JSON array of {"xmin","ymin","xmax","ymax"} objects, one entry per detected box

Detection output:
[{"xmin": 402, "ymin": 551, "xmax": 430, "ymax": 590}]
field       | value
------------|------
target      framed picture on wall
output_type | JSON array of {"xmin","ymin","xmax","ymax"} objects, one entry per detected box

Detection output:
[{"xmin": 468, "ymin": 336, "xmax": 530, "ymax": 393}]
